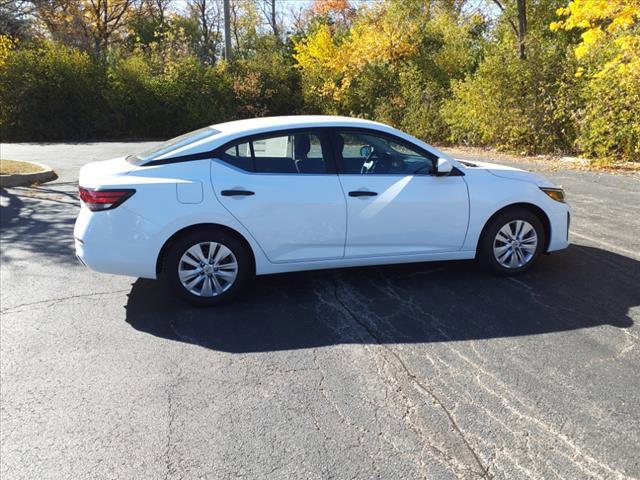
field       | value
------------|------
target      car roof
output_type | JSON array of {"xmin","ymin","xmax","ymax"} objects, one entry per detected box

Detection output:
[
  {"xmin": 212, "ymin": 115, "xmax": 386, "ymax": 133},
  {"xmin": 148, "ymin": 115, "xmax": 387, "ymax": 161}
]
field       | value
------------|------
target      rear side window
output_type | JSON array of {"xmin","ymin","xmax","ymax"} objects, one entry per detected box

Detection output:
[
  {"xmin": 219, "ymin": 142, "xmax": 252, "ymax": 171},
  {"xmin": 252, "ymin": 135, "xmax": 297, "ymax": 173},
  {"xmin": 216, "ymin": 131, "xmax": 329, "ymax": 174}
]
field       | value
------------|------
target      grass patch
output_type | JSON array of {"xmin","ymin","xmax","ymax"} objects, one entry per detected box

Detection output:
[{"xmin": 0, "ymin": 159, "xmax": 44, "ymax": 175}]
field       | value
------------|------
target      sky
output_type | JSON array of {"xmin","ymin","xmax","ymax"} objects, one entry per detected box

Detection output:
[{"xmin": 171, "ymin": 0, "xmax": 499, "ymax": 33}]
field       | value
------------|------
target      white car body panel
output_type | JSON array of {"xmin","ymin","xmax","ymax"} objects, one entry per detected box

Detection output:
[
  {"xmin": 459, "ymin": 166, "xmax": 569, "ymax": 253},
  {"xmin": 75, "ymin": 160, "xmax": 270, "ymax": 278},
  {"xmin": 74, "ymin": 116, "xmax": 570, "ymax": 280},
  {"xmin": 337, "ymin": 174, "xmax": 469, "ymax": 256},
  {"xmin": 210, "ymin": 159, "xmax": 347, "ymax": 263}
]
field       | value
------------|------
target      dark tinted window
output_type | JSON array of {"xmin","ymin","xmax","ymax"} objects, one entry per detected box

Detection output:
[
  {"xmin": 219, "ymin": 142, "xmax": 253, "ymax": 171},
  {"xmin": 217, "ymin": 131, "xmax": 329, "ymax": 174},
  {"xmin": 252, "ymin": 134, "xmax": 297, "ymax": 173},
  {"xmin": 335, "ymin": 130, "xmax": 435, "ymax": 175}
]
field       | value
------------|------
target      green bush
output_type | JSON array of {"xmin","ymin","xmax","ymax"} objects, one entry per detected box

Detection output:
[
  {"xmin": 577, "ymin": 70, "xmax": 640, "ymax": 162},
  {"xmin": 229, "ymin": 38, "xmax": 303, "ymax": 118},
  {"xmin": 571, "ymin": 35, "xmax": 640, "ymax": 163},
  {"xmin": 0, "ymin": 43, "xmax": 107, "ymax": 141},
  {"xmin": 104, "ymin": 54, "xmax": 158, "ymax": 138},
  {"xmin": 106, "ymin": 55, "xmax": 235, "ymax": 138},
  {"xmin": 442, "ymin": 33, "xmax": 579, "ymax": 155},
  {"xmin": 0, "ymin": 39, "xmax": 296, "ymax": 141},
  {"xmin": 1, "ymin": 8, "xmax": 638, "ymax": 165},
  {"xmin": 294, "ymin": 9, "xmax": 482, "ymax": 145}
]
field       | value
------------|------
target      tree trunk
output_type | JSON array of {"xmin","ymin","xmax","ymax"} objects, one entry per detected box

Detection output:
[
  {"xmin": 223, "ymin": 0, "xmax": 232, "ymax": 62},
  {"xmin": 517, "ymin": 0, "xmax": 527, "ymax": 59},
  {"xmin": 270, "ymin": 0, "xmax": 277, "ymax": 38}
]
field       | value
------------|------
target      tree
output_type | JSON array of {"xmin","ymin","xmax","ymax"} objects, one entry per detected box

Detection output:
[
  {"xmin": 130, "ymin": 0, "xmax": 171, "ymax": 27},
  {"xmin": 0, "ymin": 0, "xmax": 34, "ymax": 38},
  {"xmin": 551, "ymin": 0, "xmax": 640, "ymax": 161},
  {"xmin": 294, "ymin": 0, "xmax": 480, "ymax": 139},
  {"xmin": 125, "ymin": 0, "xmax": 176, "ymax": 50},
  {"xmin": 187, "ymin": 0, "xmax": 222, "ymax": 64},
  {"xmin": 256, "ymin": 0, "xmax": 278, "ymax": 38},
  {"xmin": 310, "ymin": 0, "xmax": 355, "ymax": 27},
  {"xmin": 490, "ymin": 0, "xmax": 527, "ymax": 58},
  {"xmin": 551, "ymin": 0, "xmax": 640, "ymax": 74},
  {"xmin": 228, "ymin": 0, "xmax": 259, "ymax": 56},
  {"xmin": 32, "ymin": 0, "xmax": 135, "ymax": 54}
]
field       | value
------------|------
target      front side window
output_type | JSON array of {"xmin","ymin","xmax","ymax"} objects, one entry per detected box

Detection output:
[
  {"xmin": 217, "ymin": 131, "xmax": 329, "ymax": 174},
  {"xmin": 335, "ymin": 130, "xmax": 436, "ymax": 175}
]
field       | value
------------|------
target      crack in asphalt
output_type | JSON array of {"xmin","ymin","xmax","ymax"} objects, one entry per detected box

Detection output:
[
  {"xmin": 331, "ymin": 280, "xmax": 492, "ymax": 480},
  {"xmin": 0, "ymin": 289, "xmax": 131, "ymax": 314},
  {"xmin": 163, "ymin": 359, "xmax": 184, "ymax": 480},
  {"xmin": 309, "ymin": 347, "xmax": 343, "ymax": 479},
  {"xmin": 312, "ymin": 280, "xmax": 471, "ymax": 477}
]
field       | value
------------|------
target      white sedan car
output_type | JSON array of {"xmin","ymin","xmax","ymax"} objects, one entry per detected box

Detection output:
[{"xmin": 75, "ymin": 116, "xmax": 570, "ymax": 305}]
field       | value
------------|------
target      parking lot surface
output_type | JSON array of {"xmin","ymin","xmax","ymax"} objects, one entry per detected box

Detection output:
[{"xmin": 1, "ymin": 142, "xmax": 639, "ymax": 479}]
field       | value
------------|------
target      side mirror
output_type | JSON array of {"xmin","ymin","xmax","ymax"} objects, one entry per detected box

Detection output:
[{"xmin": 436, "ymin": 157, "xmax": 453, "ymax": 176}]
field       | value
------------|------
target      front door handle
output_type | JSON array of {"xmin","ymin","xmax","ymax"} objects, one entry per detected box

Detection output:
[
  {"xmin": 349, "ymin": 190, "xmax": 377, "ymax": 197},
  {"xmin": 221, "ymin": 189, "xmax": 255, "ymax": 197}
]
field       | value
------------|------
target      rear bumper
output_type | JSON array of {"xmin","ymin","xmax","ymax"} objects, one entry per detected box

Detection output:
[
  {"xmin": 74, "ymin": 205, "xmax": 160, "ymax": 279},
  {"xmin": 75, "ymin": 250, "xmax": 87, "ymax": 267}
]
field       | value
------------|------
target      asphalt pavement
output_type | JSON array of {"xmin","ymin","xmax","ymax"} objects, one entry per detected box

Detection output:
[{"xmin": 1, "ymin": 142, "xmax": 639, "ymax": 479}]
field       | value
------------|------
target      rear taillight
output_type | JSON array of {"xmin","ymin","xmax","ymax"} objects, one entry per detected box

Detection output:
[{"xmin": 79, "ymin": 187, "xmax": 135, "ymax": 211}]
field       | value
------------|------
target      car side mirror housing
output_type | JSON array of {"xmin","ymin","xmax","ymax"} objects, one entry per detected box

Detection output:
[{"xmin": 436, "ymin": 157, "xmax": 453, "ymax": 176}]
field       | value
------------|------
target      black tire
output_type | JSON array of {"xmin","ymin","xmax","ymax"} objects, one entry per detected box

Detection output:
[
  {"xmin": 161, "ymin": 228, "xmax": 253, "ymax": 306},
  {"xmin": 478, "ymin": 208, "xmax": 546, "ymax": 276}
]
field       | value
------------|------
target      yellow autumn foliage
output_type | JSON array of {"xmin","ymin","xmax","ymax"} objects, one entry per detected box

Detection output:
[
  {"xmin": 0, "ymin": 35, "xmax": 16, "ymax": 67},
  {"xmin": 293, "ymin": 4, "xmax": 418, "ymax": 104},
  {"xmin": 551, "ymin": 0, "xmax": 640, "ymax": 76},
  {"xmin": 551, "ymin": 1, "xmax": 640, "ymax": 160}
]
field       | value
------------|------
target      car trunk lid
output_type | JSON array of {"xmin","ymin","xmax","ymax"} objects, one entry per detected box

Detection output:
[{"xmin": 78, "ymin": 156, "xmax": 136, "ymax": 189}]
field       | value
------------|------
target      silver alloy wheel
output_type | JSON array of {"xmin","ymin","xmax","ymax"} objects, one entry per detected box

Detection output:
[
  {"xmin": 178, "ymin": 242, "xmax": 238, "ymax": 297},
  {"xmin": 493, "ymin": 220, "xmax": 538, "ymax": 269}
]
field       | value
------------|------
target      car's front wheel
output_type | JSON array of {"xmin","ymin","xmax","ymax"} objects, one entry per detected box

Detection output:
[
  {"xmin": 162, "ymin": 229, "xmax": 253, "ymax": 306},
  {"xmin": 478, "ymin": 208, "xmax": 546, "ymax": 275}
]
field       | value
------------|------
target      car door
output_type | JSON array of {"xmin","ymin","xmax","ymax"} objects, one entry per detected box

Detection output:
[
  {"xmin": 210, "ymin": 129, "xmax": 347, "ymax": 263},
  {"xmin": 332, "ymin": 128, "xmax": 469, "ymax": 257}
]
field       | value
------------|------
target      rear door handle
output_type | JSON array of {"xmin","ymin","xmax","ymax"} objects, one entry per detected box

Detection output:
[
  {"xmin": 349, "ymin": 190, "xmax": 377, "ymax": 197},
  {"xmin": 221, "ymin": 189, "xmax": 255, "ymax": 197}
]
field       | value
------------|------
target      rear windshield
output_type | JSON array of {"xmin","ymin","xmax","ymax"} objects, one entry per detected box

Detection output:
[{"xmin": 127, "ymin": 126, "xmax": 220, "ymax": 165}]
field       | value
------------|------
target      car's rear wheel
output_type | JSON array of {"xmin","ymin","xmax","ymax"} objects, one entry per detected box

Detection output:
[
  {"xmin": 162, "ymin": 229, "xmax": 253, "ymax": 306},
  {"xmin": 478, "ymin": 208, "xmax": 546, "ymax": 275}
]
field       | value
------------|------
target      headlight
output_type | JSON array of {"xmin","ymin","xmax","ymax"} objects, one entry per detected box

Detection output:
[{"xmin": 540, "ymin": 187, "xmax": 566, "ymax": 203}]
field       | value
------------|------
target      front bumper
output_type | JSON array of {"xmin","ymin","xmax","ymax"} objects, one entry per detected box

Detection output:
[{"xmin": 546, "ymin": 202, "xmax": 571, "ymax": 252}]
